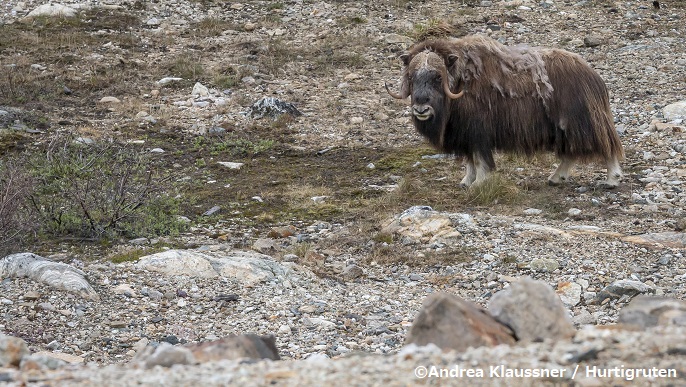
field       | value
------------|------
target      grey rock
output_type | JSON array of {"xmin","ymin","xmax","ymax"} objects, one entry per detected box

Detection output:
[
  {"xmin": 618, "ymin": 296, "xmax": 686, "ymax": 329},
  {"xmin": 252, "ymin": 238, "xmax": 278, "ymax": 255},
  {"xmin": 573, "ymin": 309, "xmax": 597, "ymax": 326},
  {"xmin": 488, "ymin": 277, "xmax": 575, "ymax": 342},
  {"xmin": 663, "ymin": 101, "xmax": 686, "ymax": 121},
  {"xmin": 405, "ymin": 292, "xmax": 515, "ymax": 351},
  {"xmin": 529, "ymin": 258, "xmax": 559, "ymax": 272},
  {"xmin": 133, "ymin": 343, "xmax": 196, "ymax": 369},
  {"xmin": 202, "ymin": 206, "xmax": 221, "ymax": 216},
  {"xmin": 187, "ymin": 334, "xmax": 280, "ymax": 362},
  {"xmin": 247, "ymin": 97, "xmax": 302, "ymax": 119},
  {"xmin": 342, "ymin": 265, "xmax": 364, "ymax": 281},
  {"xmin": 0, "ymin": 335, "xmax": 29, "ymax": 367},
  {"xmin": 19, "ymin": 354, "xmax": 67, "ymax": 371},
  {"xmin": 583, "ymin": 35, "xmax": 603, "ymax": 47},
  {"xmin": 597, "ymin": 280, "xmax": 655, "ymax": 302}
]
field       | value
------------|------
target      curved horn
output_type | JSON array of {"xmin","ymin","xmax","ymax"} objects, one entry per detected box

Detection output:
[
  {"xmin": 442, "ymin": 74, "xmax": 464, "ymax": 100},
  {"xmin": 385, "ymin": 81, "xmax": 409, "ymax": 99}
]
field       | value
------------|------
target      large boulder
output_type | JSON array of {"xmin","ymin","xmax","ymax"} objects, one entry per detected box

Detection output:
[
  {"xmin": 488, "ymin": 277, "xmax": 575, "ymax": 342},
  {"xmin": 405, "ymin": 292, "xmax": 515, "ymax": 351}
]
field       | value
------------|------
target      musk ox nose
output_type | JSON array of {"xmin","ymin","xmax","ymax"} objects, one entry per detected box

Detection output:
[{"xmin": 412, "ymin": 105, "xmax": 434, "ymax": 121}]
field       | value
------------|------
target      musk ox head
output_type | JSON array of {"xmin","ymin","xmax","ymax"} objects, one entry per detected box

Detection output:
[{"xmin": 386, "ymin": 47, "xmax": 464, "ymax": 123}]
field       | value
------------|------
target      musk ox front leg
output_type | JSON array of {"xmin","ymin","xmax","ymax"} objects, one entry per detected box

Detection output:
[
  {"xmin": 548, "ymin": 157, "xmax": 575, "ymax": 186},
  {"xmin": 460, "ymin": 159, "xmax": 476, "ymax": 187},
  {"xmin": 460, "ymin": 153, "xmax": 492, "ymax": 188}
]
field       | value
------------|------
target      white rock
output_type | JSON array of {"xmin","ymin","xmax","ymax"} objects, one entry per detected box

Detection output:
[
  {"xmin": 0, "ymin": 253, "xmax": 99, "ymax": 300},
  {"xmin": 568, "ymin": 208, "xmax": 582, "ymax": 217},
  {"xmin": 24, "ymin": 4, "xmax": 77, "ymax": 19},
  {"xmin": 136, "ymin": 249, "xmax": 290, "ymax": 286},
  {"xmin": 191, "ymin": 83, "xmax": 210, "ymax": 97},
  {"xmin": 99, "ymin": 96, "xmax": 121, "ymax": 104},
  {"xmin": 156, "ymin": 77, "xmax": 183, "ymax": 86},
  {"xmin": 311, "ymin": 196, "xmax": 328, "ymax": 203},
  {"xmin": 663, "ymin": 101, "xmax": 686, "ymax": 121},
  {"xmin": 217, "ymin": 162, "xmax": 244, "ymax": 169},
  {"xmin": 136, "ymin": 250, "xmax": 219, "ymax": 278}
]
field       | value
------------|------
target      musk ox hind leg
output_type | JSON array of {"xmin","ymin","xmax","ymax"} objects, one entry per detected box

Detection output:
[
  {"xmin": 548, "ymin": 157, "xmax": 576, "ymax": 186},
  {"xmin": 599, "ymin": 156, "xmax": 622, "ymax": 189}
]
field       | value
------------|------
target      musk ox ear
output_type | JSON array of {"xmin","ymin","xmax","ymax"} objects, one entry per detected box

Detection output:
[
  {"xmin": 399, "ymin": 53, "xmax": 411, "ymax": 66},
  {"xmin": 447, "ymin": 54, "xmax": 459, "ymax": 68}
]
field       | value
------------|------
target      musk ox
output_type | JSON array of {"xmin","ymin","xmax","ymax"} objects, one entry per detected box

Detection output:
[{"xmin": 386, "ymin": 35, "xmax": 624, "ymax": 188}]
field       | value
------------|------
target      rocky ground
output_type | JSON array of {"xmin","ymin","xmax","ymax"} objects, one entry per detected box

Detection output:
[{"xmin": 1, "ymin": 0, "xmax": 686, "ymax": 385}]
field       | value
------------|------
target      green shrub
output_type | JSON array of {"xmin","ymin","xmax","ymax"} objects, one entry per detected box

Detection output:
[{"xmin": 26, "ymin": 134, "xmax": 188, "ymax": 240}]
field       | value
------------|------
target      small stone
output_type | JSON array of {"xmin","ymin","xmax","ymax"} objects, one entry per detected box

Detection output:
[
  {"xmin": 244, "ymin": 22, "xmax": 257, "ymax": 31},
  {"xmin": 99, "ymin": 96, "xmax": 121, "ymax": 104},
  {"xmin": 350, "ymin": 117, "xmax": 364, "ymax": 124},
  {"xmin": 203, "ymin": 206, "xmax": 221, "ymax": 216},
  {"xmin": 252, "ymin": 238, "xmax": 278, "ymax": 255},
  {"xmin": 268, "ymin": 226, "xmax": 297, "ymax": 238},
  {"xmin": 529, "ymin": 258, "xmax": 559, "ymax": 272},
  {"xmin": 186, "ymin": 334, "xmax": 279, "ymax": 362},
  {"xmin": 524, "ymin": 208, "xmax": 542, "ymax": 215},
  {"xmin": 23, "ymin": 291, "xmax": 40, "ymax": 300},
  {"xmin": 109, "ymin": 320, "xmax": 127, "ymax": 328},
  {"xmin": 135, "ymin": 343, "xmax": 194, "ymax": 369},
  {"xmin": 556, "ymin": 281, "xmax": 582, "ymax": 307},
  {"xmin": 573, "ymin": 309, "xmax": 597, "ymax": 325},
  {"xmin": 311, "ymin": 196, "xmax": 328, "ymax": 203},
  {"xmin": 191, "ymin": 82, "xmax": 209, "ymax": 97},
  {"xmin": 597, "ymin": 280, "xmax": 655, "ymax": 302},
  {"xmin": 583, "ymin": 36, "xmax": 603, "ymax": 47},
  {"xmin": 217, "ymin": 162, "xmax": 244, "ymax": 170},
  {"xmin": 278, "ymin": 325, "xmax": 291, "ymax": 335},
  {"xmin": 156, "ymin": 77, "xmax": 183, "ymax": 86},
  {"xmin": 568, "ymin": 208, "xmax": 582, "ymax": 218},
  {"xmin": 342, "ymin": 265, "xmax": 364, "ymax": 281}
]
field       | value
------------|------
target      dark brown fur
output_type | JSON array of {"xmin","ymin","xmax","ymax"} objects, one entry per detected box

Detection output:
[{"xmin": 397, "ymin": 35, "xmax": 623, "ymax": 173}]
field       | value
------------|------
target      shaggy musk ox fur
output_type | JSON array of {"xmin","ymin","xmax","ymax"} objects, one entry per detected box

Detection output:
[{"xmin": 386, "ymin": 35, "xmax": 624, "ymax": 188}]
